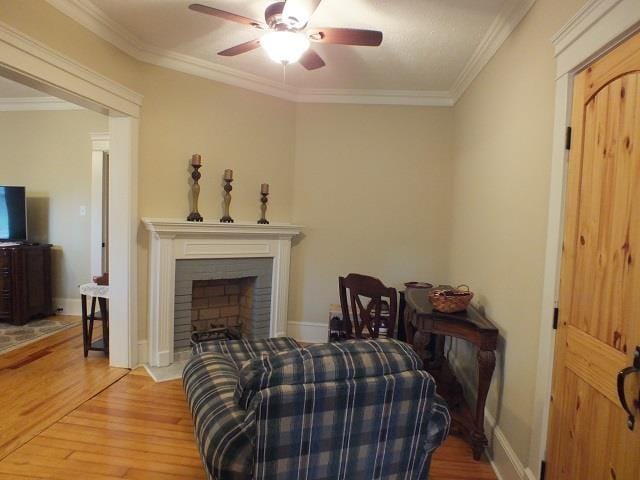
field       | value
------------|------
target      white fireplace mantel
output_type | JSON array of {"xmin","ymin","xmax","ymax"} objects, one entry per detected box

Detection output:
[{"xmin": 142, "ymin": 218, "xmax": 302, "ymax": 366}]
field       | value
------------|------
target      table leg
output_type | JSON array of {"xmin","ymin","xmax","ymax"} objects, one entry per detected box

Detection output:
[
  {"xmin": 471, "ymin": 349, "xmax": 496, "ymax": 460},
  {"xmin": 81, "ymin": 294, "xmax": 88, "ymax": 357},
  {"xmin": 98, "ymin": 297, "xmax": 109, "ymax": 356},
  {"xmin": 88, "ymin": 296, "xmax": 96, "ymax": 347},
  {"xmin": 404, "ymin": 308, "xmax": 414, "ymax": 345}
]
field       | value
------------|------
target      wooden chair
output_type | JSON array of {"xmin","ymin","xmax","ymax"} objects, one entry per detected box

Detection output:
[{"xmin": 338, "ymin": 273, "xmax": 398, "ymax": 339}]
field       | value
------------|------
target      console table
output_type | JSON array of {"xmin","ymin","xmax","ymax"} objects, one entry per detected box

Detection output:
[{"xmin": 404, "ymin": 286, "xmax": 498, "ymax": 460}]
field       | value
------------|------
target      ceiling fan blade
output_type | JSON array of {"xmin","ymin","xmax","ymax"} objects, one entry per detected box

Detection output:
[
  {"xmin": 308, "ymin": 28, "xmax": 383, "ymax": 46},
  {"xmin": 218, "ymin": 39, "xmax": 261, "ymax": 57},
  {"xmin": 189, "ymin": 4, "xmax": 265, "ymax": 29},
  {"xmin": 283, "ymin": 0, "xmax": 323, "ymax": 25},
  {"xmin": 299, "ymin": 49, "xmax": 326, "ymax": 70}
]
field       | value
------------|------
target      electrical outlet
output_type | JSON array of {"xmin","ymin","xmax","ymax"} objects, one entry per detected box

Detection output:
[
  {"xmin": 56, "ymin": 306, "xmax": 63, "ymax": 313},
  {"xmin": 79, "ymin": 205, "xmax": 87, "ymax": 216}
]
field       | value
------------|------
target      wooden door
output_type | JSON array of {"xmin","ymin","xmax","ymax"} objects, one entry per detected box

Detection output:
[{"xmin": 547, "ymin": 31, "xmax": 640, "ymax": 479}]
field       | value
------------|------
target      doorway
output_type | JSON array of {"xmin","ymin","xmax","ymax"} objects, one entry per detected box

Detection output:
[
  {"xmin": 545, "ymin": 30, "xmax": 640, "ymax": 478},
  {"xmin": 0, "ymin": 22, "xmax": 141, "ymax": 368},
  {"xmin": 91, "ymin": 135, "xmax": 109, "ymax": 278}
]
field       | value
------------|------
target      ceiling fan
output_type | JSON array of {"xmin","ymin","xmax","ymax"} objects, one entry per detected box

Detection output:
[{"xmin": 188, "ymin": 0, "xmax": 383, "ymax": 70}]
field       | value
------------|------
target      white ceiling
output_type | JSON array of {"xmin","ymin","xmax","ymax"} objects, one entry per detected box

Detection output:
[{"xmin": 48, "ymin": 0, "xmax": 536, "ymax": 105}]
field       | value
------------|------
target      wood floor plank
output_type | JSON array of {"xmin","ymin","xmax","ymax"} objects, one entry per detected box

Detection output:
[{"xmin": 0, "ymin": 320, "xmax": 128, "ymax": 460}]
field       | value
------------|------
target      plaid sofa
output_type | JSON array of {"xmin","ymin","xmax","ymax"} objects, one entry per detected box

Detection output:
[{"xmin": 183, "ymin": 337, "xmax": 450, "ymax": 480}]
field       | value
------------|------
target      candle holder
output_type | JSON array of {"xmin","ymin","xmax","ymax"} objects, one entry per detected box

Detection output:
[
  {"xmin": 220, "ymin": 177, "xmax": 234, "ymax": 223},
  {"xmin": 258, "ymin": 192, "xmax": 269, "ymax": 224},
  {"xmin": 187, "ymin": 157, "xmax": 203, "ymax": 222}
]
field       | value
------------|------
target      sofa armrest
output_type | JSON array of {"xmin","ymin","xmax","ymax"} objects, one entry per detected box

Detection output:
[
  {"xmin": 183, "ymin": 353, "xmax": 255, "ymax": 480},
  {"xmin": 424, "ymin": 394, "xmax": 451, "ymax": 454}
]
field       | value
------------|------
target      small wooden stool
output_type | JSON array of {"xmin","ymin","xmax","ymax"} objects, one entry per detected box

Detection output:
[{"xmin": 80, "ymin": 283, "xmax": 109, "ymax": 357}]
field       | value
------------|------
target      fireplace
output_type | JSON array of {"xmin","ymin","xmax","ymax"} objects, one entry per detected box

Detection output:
[
  {"xmin": 142, "ymin": 219, "xmax": 301, "ymax": 367},
  {"xmin": 173, "ymin": 257, "xmax": 273, "ymax": 352},
  {"xmin": 191, "ymin": 278, "xmax": 254, "ymax": 334}
]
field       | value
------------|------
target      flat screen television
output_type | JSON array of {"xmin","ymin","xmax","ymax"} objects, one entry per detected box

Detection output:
[{"xmin": 0, "ymin": 186, "xmax": 27, "ymax": 242}]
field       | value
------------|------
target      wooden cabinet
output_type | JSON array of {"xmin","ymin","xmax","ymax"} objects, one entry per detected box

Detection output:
[{"xmin": 0, "ymin": 244, "xmax": 53, "ymax": 325}]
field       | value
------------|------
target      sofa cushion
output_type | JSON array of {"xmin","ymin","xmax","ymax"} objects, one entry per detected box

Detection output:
[
  {"xmin": 193, "ymin": 337, "xmax": 301, "ymax": 370},
  {"xmin": 235, "ymin": 338, "xmax": 422, "ymax": 408}
]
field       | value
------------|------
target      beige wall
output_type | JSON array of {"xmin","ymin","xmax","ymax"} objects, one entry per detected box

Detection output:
[
  {"xmin": 290, "ymin": 104, "xmax": 453, "ymax": 338},
  {"xmin": 136, "ymin": 64, "xmax": 296, "ymax": 339},
  {"xmin": 0, "ymin": 109, "xmax": 108, "ymax": 301},
  {"xmin": 447, "ymin": 0, "xmax": 588, "ymax": 465},
  {"xmin": 1, "ymin": 1, "xmax": 296, "ymax": 339}
]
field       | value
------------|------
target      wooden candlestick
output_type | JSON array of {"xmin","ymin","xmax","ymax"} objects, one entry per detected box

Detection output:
[
  {"xmin": 258, "ymin": 191, "xmax": 269, "ymax": 224},
  {"xmin": 187, "ymin": 157, "xmax": 203, "ymax": 222},
  {"xmin": 220, "ymin": 177, "xmax": 234, "ymax": 223}
]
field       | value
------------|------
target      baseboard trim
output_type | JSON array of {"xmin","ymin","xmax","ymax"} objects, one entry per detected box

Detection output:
[
  {"xmin": 135, "ymin": 339, "xmax": 148, "ymax": 367},
  {"xmin": 449, "ymin": 355, "xmax": 531, "ymax": 480},
  {"xmin": 53, "ymin": 297, "xmax": 82, "ymax": 316},
  {"xmin": 287, "ymin": 321, "xmax": 327, "ymax": 343}
]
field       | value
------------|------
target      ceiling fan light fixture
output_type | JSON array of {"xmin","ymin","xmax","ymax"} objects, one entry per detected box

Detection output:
[{"xmin": 261, "ymin": 30, "xmax": 310, "ymax": 64}]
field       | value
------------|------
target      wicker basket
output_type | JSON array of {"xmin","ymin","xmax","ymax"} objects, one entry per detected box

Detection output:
[{"xmin": 428, "ymin": 285, "xmax": 474, "ymax": 313}]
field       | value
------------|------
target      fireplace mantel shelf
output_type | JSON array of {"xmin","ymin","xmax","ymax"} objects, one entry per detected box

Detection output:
[{"xmin": 142, "ymin": 218, "xmax": 302, "ymax": 238}]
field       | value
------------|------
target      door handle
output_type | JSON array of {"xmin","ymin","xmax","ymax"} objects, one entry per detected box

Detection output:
[{"xmin": 617, "ymin": 346, "xmax": 640, "ymax": 430}]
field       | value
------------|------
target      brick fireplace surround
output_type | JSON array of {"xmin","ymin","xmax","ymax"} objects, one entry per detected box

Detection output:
[
  {"xmin": 142, "ymin": 219, "xmax": 301, "ymax": 367},
  {"xmin": 173, "ymin": 257, "xmax": 273, "ymax": 351}
]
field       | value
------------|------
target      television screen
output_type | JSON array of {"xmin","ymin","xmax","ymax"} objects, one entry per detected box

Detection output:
[{"xmin": 0, "ymin": 186, "xmax": 27, "ymax": 241}]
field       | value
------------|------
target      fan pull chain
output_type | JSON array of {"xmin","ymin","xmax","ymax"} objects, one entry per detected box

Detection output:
[{"xmin": 282, "ymin": 63, "xmax": 287, "ymax": 85}]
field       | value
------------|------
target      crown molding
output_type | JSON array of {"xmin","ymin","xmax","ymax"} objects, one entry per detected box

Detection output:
[
  {"xmin": 551, "ymin": 0, "xmax": 624, "ymax": 56},
  {"xmin": 0, "ymin": 96, "xmax": 84, "ymax": 111},
  {"xmin": 47, "ymin": 0, "xmax": 455, "ymax": 106},
  {"xmin": 293, "ymin": 88, "xmax": 454, "ymax": 106},
  {"xmin": 47, "ymin": 0, "xmax": 536, "ymax": 107},
  {"xmin": 450, "ymin": 0, "xmax": 536, "ymax": 103},
  {"xmin": 0, "ymin": 19, "xmax": 143, "ymax": 116}
]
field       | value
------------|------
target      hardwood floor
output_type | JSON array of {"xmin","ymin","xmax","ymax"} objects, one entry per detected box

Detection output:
[
  {"xmin": 0, "ymin": 326, "xmax": 496, "ymax": 479},
  {"xmin": 0, "ymin": 319, "xmax": 128, "ymax": 460},
  {"xmin": 431, "ymin": 436, "xmax": 497, "ymax": 480}
]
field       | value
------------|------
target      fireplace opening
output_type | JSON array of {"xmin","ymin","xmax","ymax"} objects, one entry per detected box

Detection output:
[
  {"xmin": 173, "ymin": 257, "xmax": 273, "ymax": 352},
  {"xmin": 191, "ymin": 277, "xmax": 256, "ymax": 338}
]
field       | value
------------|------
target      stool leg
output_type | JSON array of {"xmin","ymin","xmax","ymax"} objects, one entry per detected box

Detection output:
[
  {"xmin": 81, "ymin": 294, "xmax": 89, "ymax": 357},
  {"xmin": 88, "ymin": 296, "xmax": 96, "ymax": 349},
  {"xmin": 98, "ymin": 297, "xmax": 109, "ymax": 356}
]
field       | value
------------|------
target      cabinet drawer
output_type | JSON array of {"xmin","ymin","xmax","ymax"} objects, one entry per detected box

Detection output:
[
  {"xmin": 0, "ymin": 251, "xmax": 11, "ymax": 269},
  {"xmin": 0, "ymin": 291, "xmax": 12, "ymax": 316}
]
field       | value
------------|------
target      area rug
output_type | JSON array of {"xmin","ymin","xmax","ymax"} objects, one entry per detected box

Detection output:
[{"xmin": 0, "ymin": 317, "xmax": 79, "ymax": 355}]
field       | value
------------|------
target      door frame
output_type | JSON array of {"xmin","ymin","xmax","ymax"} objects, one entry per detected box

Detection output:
[
  {"xmin": 90, "ymin": 133, "xmax": 109, "ymax": 278},
  {"xmin": 0, "ymin": 21, "xmax": 142, "ymax": 368},
  {"xmin": 528, "ymin": 1, "xmax": 640, "ymax": 478}
]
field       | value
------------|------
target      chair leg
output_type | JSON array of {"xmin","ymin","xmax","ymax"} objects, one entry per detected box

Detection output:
[
  {"xmin": 98, "ymin": 297, "xmax": 109, "ymax": 356},
  {"xmin": 81, "ymin": 294, "xmax": 89, "ymax": 357}
]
